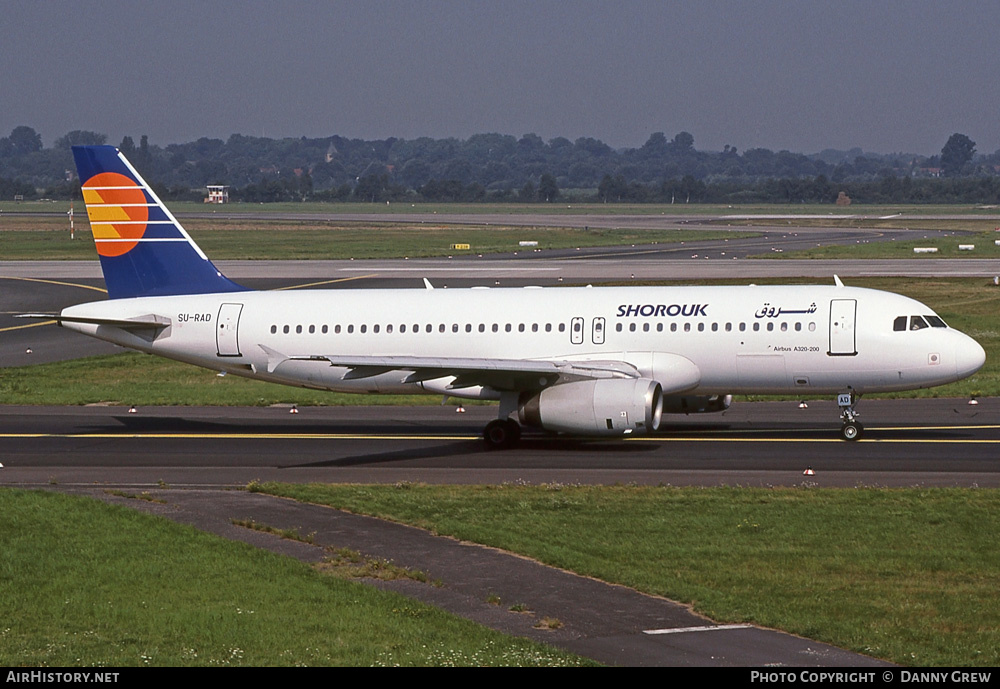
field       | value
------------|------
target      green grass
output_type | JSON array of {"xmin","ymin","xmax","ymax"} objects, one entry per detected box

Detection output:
[
  {"xmin": 3, "ymin": 278, "xmax": 996, "ymax": 404},
  {"xmin": 0, "ymin": 214, "xmax": 750, "ymax": 260},
  {"xmin": 254, "ymin": 482, "xmax": 1000, "ymax": 667},
  {"xmin": 0, "ymin": 488, "xmax": 590, "ymax": 667},
  {"xmin": 6, "ymin": 200, "xmax": 998, "ymax": 260},
  {"xmin": 0, "ymin": 352, "xmax": 439, "ymax": 406},
  {"xmin": 10, "ymin": 200, "xmax": 1000, "ymax": 216},
  {"xmin": 764, "ymin": 230, "xmax": 1000, "ymax": 260},
  {"xmin": 705, "ymin": 214, "xmax": 1000, "ymax": 260}
]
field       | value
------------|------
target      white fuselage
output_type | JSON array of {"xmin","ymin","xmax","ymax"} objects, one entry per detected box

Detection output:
[{"xmin": 60, "ymin": 283, "xmax": 986, "ymax": 400}]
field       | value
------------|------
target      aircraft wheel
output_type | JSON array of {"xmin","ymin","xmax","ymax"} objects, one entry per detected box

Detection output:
[
  {"xmin": 505, "ymin": 418, "xmax": 521, "ymax": 444},
  {"xmin": 840, "ymin": 422, "xmax": 863, "ymax": 441},
  {"xmin": 484, "ymin": 419, "xmax": 519, "ymax": 449}
]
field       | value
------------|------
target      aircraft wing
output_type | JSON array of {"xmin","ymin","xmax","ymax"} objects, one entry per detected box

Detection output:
[{"xmin": 258, "ymin": 345, "xmax": 649, "ymax": 391}]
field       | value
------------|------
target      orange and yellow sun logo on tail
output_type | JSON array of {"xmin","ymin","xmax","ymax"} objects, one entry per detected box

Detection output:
[{"xmin": 81, "ymin": 172, "xmax": 149, "ymax": 257}]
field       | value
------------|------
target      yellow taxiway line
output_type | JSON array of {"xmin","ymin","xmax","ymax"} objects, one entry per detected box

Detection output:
[{"xmin": 1, "ymin": 429, "xmax": 998, "ymax": 444}]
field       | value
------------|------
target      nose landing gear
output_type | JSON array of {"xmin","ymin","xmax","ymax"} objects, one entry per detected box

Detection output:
[{"xmin": 837, "ymin": 391, "xmax": 863, "ymax": 441}]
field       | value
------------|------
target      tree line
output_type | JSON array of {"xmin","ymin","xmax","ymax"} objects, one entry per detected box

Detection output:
[{"xmin": 1, "ymin": 126, "xmax": 996, "ymax": 204}]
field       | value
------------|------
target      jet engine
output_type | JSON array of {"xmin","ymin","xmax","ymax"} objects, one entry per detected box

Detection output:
[
  {"xmin": 660, "ymin": 394, "xmax": 732, "ymax": 414},
  {"xmin": 518, "ymin": 378, "xmax": 663, "ymax": 435}
]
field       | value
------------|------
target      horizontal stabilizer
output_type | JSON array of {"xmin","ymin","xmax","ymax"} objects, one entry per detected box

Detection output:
[{"xmin": 17, "ymin": 313, "xmax": 170, "ymax": 331}]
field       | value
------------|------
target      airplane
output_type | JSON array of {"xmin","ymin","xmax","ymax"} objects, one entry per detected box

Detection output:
[{"xmin": 22, "ymin": 145, "xmax": 987, "ymax": 447}]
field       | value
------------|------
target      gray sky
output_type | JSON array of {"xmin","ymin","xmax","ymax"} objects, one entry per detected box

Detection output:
[{"xmin": 4, "ymin": 1, "xmax": 998, "ymax": 155}]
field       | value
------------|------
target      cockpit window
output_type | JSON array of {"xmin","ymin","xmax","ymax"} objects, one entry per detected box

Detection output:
[
  {"xmin": 893, "ymin": 316, "xmax": 907, "ymax": 332},
  {"xmin": 925, "ymin": 315, "xmax": 947, "ymax": 328},
  {"xmin": 910, "ymin": 316, "xmax": 929, "ymax": 330}
]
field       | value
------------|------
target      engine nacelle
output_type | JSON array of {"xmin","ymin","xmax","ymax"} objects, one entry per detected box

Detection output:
[
  {"xmin": 518, "ymin": 378, "xmax": 663, "ymax": 436},
  {"xmin": 661, "ymin": 394, "xmax": 732, "ymax": 414}
]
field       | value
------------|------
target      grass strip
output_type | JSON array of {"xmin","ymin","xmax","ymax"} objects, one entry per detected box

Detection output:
[
  {"xmin": 0, "ymin": 217, "xmax": 750, "ymax": 261},
  {"xmin": 8, "ymin": 200, "xmax": 1000, "ymax": 216},
  {"xmin": 0, "ymin": 353, "xmax": 438, "ymax": 406},
  {"xmin": 0, "ymin": 488, "xmax": 590, "ymax": 667},
  {"xmin": 254, "ymin": 482, "xmax": 1000, "ymax": 667}
]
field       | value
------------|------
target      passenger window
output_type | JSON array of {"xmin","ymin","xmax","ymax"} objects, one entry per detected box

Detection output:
[
  {"xmin": 671, "ymin": 323, "xmax": 677, "ymax": 332},
  {"xmin": 270, "ymin": 325, "xmax": 277, "ymax": 334},
  {"xmin": 296, "ymin": 325, "xmax": 302, "ymax": 334}
]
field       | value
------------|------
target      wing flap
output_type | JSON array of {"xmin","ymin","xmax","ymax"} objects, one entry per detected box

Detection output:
[{"xmin": 258, "ymin": 347, "xmax": 644, "ymax": 391}]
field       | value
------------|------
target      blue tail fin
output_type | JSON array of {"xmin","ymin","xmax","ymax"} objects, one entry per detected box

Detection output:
[{"xmin": 72, "ymin": 145, "xmax": 245, "ymax": 299}]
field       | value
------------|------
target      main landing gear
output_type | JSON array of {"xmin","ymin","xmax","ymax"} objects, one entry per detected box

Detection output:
[
  {"xmin": 837, "ymin": 390, "xmax": 863, "ymax": 441},
  {"xmin": 483, "ymin": 391, "xmax": 522, "ymax": 449},
  {"xmin": 483, "ymin": 418, "xmax": 521, "ymax": 449}
]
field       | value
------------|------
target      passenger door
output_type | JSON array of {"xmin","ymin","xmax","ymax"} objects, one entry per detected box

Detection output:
[
  {"xmin": 828, "ymin": 299, "xmax": 857, "ymax": 356},
  {"xmin": 216, "ymin": 303, "xmax": 243, "ymax": 357}
]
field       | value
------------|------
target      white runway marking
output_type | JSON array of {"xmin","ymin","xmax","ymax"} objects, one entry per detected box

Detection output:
[{"xmin": 644, "ymin": 624, "xmax": 752, "ymax": 635}]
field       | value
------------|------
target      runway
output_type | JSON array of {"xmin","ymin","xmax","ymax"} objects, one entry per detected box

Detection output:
[{"xmin": 1, "ymin": 399, "xmax": 996, "ymax": 488}]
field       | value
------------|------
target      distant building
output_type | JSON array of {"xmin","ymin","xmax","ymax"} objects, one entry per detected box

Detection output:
[{"xmin": 205, "ymin": 185, "xmax": 229, "ymax": 204}]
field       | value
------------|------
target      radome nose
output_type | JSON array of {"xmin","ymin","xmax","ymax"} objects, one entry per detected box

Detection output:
[{"xmin": 954, "ymin": 334, "xmax": 986, "ymax": 379}]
